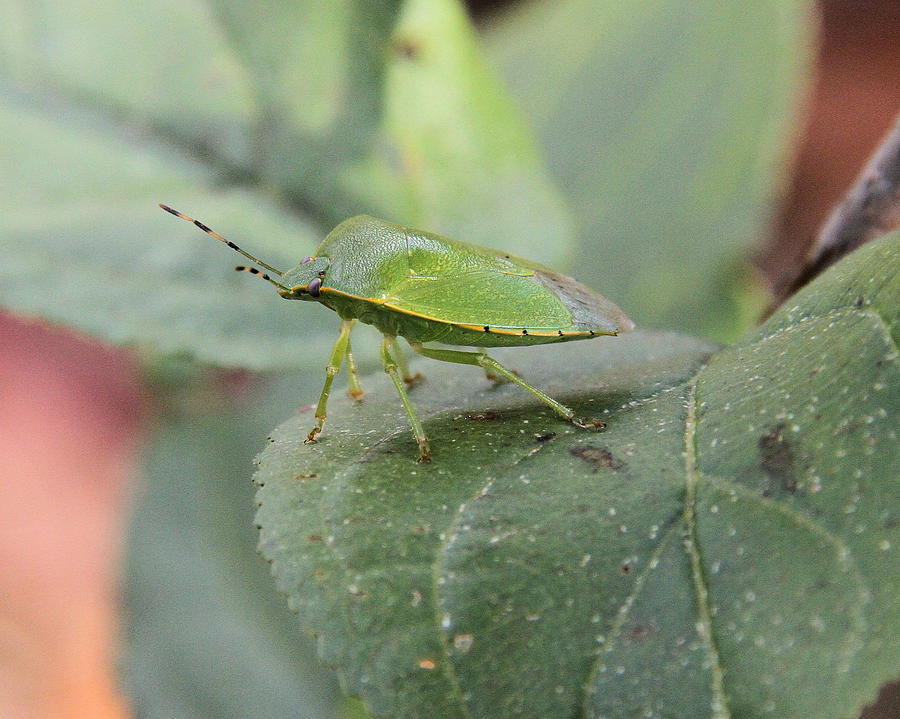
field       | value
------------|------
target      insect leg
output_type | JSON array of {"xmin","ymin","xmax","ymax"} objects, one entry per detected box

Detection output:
[
  {"xmin": 345, "ymin": 339, "xmax": 364, "ymax": 399},
  {"xmin": 394, "ymin": 340, "xmax": 424, "ymax": 386},
  {"xmin": 306, "ymin": 319, "xmax": 355, "ymax": 444},
  {"xmin": 476, "ymin": 346, "xmax": 520, "ymax": 384},
  {"xmin": 477, "ymin": 346, "xmax": 501, "ymax": 382},
  {"xmin": 409, "ymin": 344, "xmax": 605, "ymax": 430},
  {"xmin": 382, "ymin": 336, "xmax": 431, "ymax": 462}
]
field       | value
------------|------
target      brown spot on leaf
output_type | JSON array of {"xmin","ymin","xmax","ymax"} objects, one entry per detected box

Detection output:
[
  {"xmin": 758, "ymin": 423, "xmax": 796, "ymax": 493},
  {"xmin": 465, "ymin": 411, "xmax": 501, "ymax": 421},
  {"xmin": 628, "ymin": 625, "xmax": 652, "ymax": 641},
  {"xmin": 393, "ymin": 36, "xmax": 421, "ymax": 60},
  {"xmin": 570, "ymin": 445, "xmax": 626, "ymax": 472}
]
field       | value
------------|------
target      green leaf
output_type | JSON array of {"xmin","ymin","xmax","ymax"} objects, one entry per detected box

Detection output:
[
  {"xmin": 0, "ymin": 0, "xmax": 574, "ymax": 370},
  {"xmin": 343, "ymin": 0, "xmax": 576, "ymax": 266},
  {"xmin": 121, "ymin": 370, "xmax": 342, "ymax": 719},
  {"xmin": 484, "ymin": 0, "xmax": 814, "ymax": 340},
  {"xmin": 207, "ymin": 0, "xmax": 400, "ymax": 220},
  {"xmin": 255, "ymin": 232, "xmax": 898, "ymax": 718},
  {"xmin": 254, "ymin": 332, "xmax": 716, "ymax": 718}
]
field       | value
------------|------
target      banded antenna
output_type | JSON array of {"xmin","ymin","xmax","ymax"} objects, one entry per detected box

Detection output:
[{"xmin": 159, "ymin": 203, "xmax": 285, "ymax": 276}]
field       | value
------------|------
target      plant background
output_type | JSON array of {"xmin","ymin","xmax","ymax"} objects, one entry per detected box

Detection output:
[{"xmin": 0, "ymin": 0, "xmax": 898, "ymax": 718}]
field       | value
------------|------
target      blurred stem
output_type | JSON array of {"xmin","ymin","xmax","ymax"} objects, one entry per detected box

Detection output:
[{"xmin": 781, "ymin": 111, "xmax": 900, "ymax": 301}]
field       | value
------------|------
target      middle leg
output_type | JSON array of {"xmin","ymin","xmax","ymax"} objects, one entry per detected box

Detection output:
[{"xmin": 382, "ymin": 336, "xmax": 431, "ymax": 462}]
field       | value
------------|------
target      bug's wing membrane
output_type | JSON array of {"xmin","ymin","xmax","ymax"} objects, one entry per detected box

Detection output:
[
  {"xmin": 532, "ymin": 267, "xmax": 634, "ymax": 334},
  {"xmin": 384, "ymin": 270, "xmax": 624, "ymax": 333}
]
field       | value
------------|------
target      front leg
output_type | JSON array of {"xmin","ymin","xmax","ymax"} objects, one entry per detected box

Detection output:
[
  {"xmin": 345, "ymin": 339, "xmax": 364, "ymax": 399},
  {"xmin": 306, "ymin": 319, "xmax": 355, "ymax": 444}
]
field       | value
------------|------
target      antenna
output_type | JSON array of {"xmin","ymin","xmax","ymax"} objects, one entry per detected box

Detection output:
[
  {"xmin": 159, "ymin": 204, "xmax": 284, "ymax": 275},
  {"xmin": 235, "ymin": 265, "xmax": 292, "ymax": 292}
]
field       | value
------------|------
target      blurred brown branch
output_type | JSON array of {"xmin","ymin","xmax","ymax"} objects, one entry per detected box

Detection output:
[{"xmin": 781, "ymin": 111, "xmax": 900, "ymax": 300}]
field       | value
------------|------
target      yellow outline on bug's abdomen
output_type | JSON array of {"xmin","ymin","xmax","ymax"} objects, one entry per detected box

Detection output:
[{"xmin": 305, "ymin": 287, "xmax": 618, "ymax": 339}]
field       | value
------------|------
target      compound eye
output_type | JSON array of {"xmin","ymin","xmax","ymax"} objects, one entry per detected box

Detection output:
[{"xmin": 307, "ymin": 277, "xmax": 322, "ymax": 297}]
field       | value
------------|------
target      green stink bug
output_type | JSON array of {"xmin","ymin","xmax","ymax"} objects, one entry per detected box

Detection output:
[{"xmin": 161, "ymin": 205, "xmax": 634, "ymax": 462}]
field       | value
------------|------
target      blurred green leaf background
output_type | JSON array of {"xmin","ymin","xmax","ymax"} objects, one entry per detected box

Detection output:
[{"xmin": 2, "ymin": 0, "xmax": 896, "ymax": 718}]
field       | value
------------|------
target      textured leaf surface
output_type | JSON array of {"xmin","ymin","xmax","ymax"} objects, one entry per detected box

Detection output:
[
  {"xmin": 255, "ymin": 233, "xmax": 898, "ymax": 718},
  {"xmin": 484, "ymin": 0, "xmax": 814, "ymax": 339}
]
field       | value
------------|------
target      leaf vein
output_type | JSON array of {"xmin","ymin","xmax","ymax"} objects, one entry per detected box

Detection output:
[
  {"xmin": 701, "ymin": 474, "xmax": 871, "ymax": 673},
  {"xmin": 683, "ymin": 372, "xmax": 731, "ymax": 719}
]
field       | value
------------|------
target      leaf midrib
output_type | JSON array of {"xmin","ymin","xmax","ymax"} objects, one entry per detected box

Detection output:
[{"xmin": 683, "ymin": 370, "xmax": 731, "ymax": 719}]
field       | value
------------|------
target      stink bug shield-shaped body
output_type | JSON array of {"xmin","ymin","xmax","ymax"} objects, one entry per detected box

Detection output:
[{"xmin": 160, "ymin": 205, "xmax": 634, "ymax": 462}]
